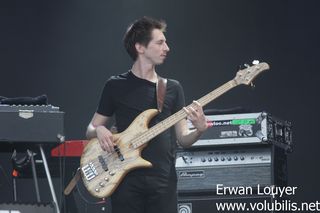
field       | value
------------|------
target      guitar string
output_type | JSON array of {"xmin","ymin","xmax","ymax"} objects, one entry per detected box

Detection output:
[
  {"xmin": 87, "ymin": 81, "xmax": 233, "ymax": 165},
  {"xmin": 93, "ymin": 66, "xmax": 263, "ymax": 163},
  {"xmin": 83, "ymin": 82, "xmax": 235, "ymax": 176},
  {"xmin": 129, "ymin": 81, "xmax": 236, "ymax": 148},
  {"xmin": 128, "ymin": 81, "xmax": 235, "ymax": 148},
  {"xmin": 81, "ymin": 66, "xmax": 268, "ymax": 183},
  {"xmin": 83, "ymin": 81, "xmax": 236, "ymax": 174},
  {"xmin": 84, "ymin": 82, "xmax": 234, "ymax": 175}
]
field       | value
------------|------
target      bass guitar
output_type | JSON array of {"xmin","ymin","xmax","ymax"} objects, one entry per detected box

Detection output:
[{"xmin": 80, "ymin": 61, "xmax": 270, "ymax": 198}]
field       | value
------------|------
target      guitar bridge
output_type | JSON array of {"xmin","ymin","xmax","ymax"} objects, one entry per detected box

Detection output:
[{"xmin": 81, "ymin": 162, "xmax": 98, "ymax": 181}]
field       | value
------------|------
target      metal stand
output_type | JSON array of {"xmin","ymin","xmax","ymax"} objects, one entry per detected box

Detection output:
[
  {"xmin": 28, "ymin": 149, "xmax": 41, "ymax": 202},
  {"xmin": 12, "ymin": 177, "xmax": 17, "ymax": 202},
  {"xmin": 39, "ymin": 145, "xmax": 60, "ymax": 213},
  {"xmin": 11, "ymin": 149, "xmax": 40, "ymax": 202}
]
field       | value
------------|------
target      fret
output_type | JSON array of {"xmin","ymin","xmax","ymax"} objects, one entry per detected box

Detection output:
[{"xmin": 131, "ymin": 80, "xmax": 237, "ymax": 148}]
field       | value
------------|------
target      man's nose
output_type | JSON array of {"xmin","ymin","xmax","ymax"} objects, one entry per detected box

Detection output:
[{"xmin": 164, "ymin": 42, "xmax": 170, "ymax": 52}]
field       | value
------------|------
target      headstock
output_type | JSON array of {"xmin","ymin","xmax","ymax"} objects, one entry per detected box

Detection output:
[{"xmin": 234, "ymin": 61, "xmax": 270, "ymax": 86}]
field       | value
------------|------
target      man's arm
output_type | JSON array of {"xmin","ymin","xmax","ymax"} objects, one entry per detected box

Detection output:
[
  {"xmin": 86, "ymin": 112, "xmax": 115, "ymax": 152},
  {"xmin": 174, "ymin": 101, "xmax": 208, "ymax": 148}
]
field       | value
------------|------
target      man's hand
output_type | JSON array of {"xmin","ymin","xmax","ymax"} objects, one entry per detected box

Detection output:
[
  {"xmin": 183, "ymin": 100, "xmax": 208, "ymax": 133},
  {"xmin": 96, "ymin": 126, "xmax": 115, "ymax": 152}
]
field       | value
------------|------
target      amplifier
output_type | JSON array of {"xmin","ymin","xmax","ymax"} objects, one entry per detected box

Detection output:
[
  {"xmin": 178, "ymin": 195, "xmax": 282, "ymax": 213},
  {"xmin": 175, "ymin": 145, "xmax": 287, "ymax": 195},
  {"xmin": 0, "ymin": 105, "xmax": 64, "ymax": 144},
  {"xmin": 189, "ymin": 112, "xmax": 292, "ymax": 151},
  {"xmin": 0, "ymin": 203, "xmax": 55, "ymax": 213}
]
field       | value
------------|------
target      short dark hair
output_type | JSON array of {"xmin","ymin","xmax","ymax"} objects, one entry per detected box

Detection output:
[{"xmin": 123, "ymin": 16, "xmax": 167, "ymax": 61}]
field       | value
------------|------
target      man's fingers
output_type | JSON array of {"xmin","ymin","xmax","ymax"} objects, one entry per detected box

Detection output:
[
  {"xmin": 184, "ymin": 106, "xmax": 197, "ymax": 121},
  {"xmin": 193, "ymin": 101, "xmax": 204, "ymax": 113},
  {"xmin": 99, "ymin": 136, "xmax": 115, "ymax": 152},
  {"xmin": 99, "ymin": 138, "xmax": 107, "ymax": 151},
  {"xmin": 183, "ymin": 107, "xmax": 189, "ymax": 114},
  {"xmin": 105, "ymin": 139, "xmax": 114, "ymax": 152},
  {"xmin": 193, "ymin": 100, "xmax": 201, "ymax": 106}
]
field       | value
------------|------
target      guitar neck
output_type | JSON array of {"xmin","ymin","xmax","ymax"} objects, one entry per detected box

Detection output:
[{"xmin": 131, "ymin": 79, "xmax": 238, "ymax": 148}]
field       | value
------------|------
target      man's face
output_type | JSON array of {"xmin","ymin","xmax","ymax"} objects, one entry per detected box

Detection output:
[{"xmin": 140, "ymin": 29, "xmax": 170, "ymax": 65}]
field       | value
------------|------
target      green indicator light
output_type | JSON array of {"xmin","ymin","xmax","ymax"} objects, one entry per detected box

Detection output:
[{"xmin": 231, "ymin": 119, "xmax": 256, "ymax": 125}]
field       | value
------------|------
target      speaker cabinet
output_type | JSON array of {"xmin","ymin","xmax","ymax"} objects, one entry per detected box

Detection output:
[
  {"xmin": 0, "ymin": 203, "xmax": 55, "ymax": 213},
  {"xmin": 178, "ymin": 195, "xmax": 284, "ymax": 213},
  {"xmin": 176, "ymin": 145, "xmax": 287, "ymax": 194}
]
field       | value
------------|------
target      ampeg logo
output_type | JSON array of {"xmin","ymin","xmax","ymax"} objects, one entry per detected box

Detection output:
[
  {"xmin": 178, "ymin": 170, "xmax": 205, "ymax": 178},
  {"xmin": 19, "ymin": 110, "xmax": 34, "ymax": 119},
  {"xmin": 178, "ymin": 203, "xmax": 192, "ymax": 213}
]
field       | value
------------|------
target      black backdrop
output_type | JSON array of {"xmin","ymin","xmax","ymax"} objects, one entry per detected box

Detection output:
[{"xmin": 1, "ymin": 0, "xmax": 319, "ymax": 206}]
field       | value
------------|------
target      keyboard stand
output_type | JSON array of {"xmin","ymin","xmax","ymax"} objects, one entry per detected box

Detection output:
[
  {"xmin": 39, "ymin": 144, "xmax": 60, "ymax": 213},
  {"xmin": 29, "ymin": 149, "xmax": 41, "ymax": 202}
]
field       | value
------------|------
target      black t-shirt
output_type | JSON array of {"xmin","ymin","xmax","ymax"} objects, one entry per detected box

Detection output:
[{"xmin": 97, "ymin": 70, "xmax": 185, "ymax": 177}]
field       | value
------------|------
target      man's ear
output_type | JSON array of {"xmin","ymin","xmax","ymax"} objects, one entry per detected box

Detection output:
[{"xmin": 135, "ymin": 43, "xmax": 145, "ymax": 54}]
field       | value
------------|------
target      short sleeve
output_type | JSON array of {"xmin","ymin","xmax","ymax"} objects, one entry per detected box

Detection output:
[
  {"xmin": 172, "ymin": 80, "xmax": 185, "ymax": 113},
  {"xmin": 97, "ymin": 78, "xmax": 115, "ymax": 116}
]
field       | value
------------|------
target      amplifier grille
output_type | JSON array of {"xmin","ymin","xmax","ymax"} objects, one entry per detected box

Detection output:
[
  {"xmin": 176, "ymin": 145, "xmax": 287, "ymax": 195},
  {"xmin": 177, "ymin": 165, "xmax": 271, "ymax": 194}
]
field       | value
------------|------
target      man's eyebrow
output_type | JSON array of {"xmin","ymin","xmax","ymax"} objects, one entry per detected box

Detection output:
[{"xmin": 156, "ymin": 39, "xmax": 166, "ymax": 42}]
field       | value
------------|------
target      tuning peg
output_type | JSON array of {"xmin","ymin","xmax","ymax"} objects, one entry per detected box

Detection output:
[
  {"xmin": 250, "ymin": 82, "xmax": 255, "ymax": 88},
  {"xmin": 252, "ymin": 60, "xmax": 260, "ymax": 65}
]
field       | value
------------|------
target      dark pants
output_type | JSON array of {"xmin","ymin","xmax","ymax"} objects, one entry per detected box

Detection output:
[{"xmin": 111, "ymin": 173, "xmax": 177, "ymax": 213}]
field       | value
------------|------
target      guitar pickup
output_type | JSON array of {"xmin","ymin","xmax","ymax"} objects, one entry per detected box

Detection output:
[
  {"xmin": 98, "ymin": 155, "xmax": 108, "ymax": 171},
  {"xmin": 114, "ymin": 145, "xmax": 124, "ymax": 161}
]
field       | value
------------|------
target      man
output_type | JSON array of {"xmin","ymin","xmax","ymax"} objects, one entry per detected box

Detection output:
[{"xmin": 86, "ymin": 16, "xmax": 208, "ymax": 213}]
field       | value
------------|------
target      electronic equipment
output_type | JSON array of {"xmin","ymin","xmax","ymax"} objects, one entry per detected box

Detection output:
[
  {"xmin": 175, "ymin": 145, "xmax": 287, "ymax": 195},
  {"xmin": 190, "ymin": 112, "xmax": 292, "ymax": 151},
  {"xmin": 0, "ymin": 104, "xmax": 65, "ymax": 213},
  {"xmin": 177, "ymin": 194, "xmax": 282, "ymax": 213},
  {"xmin": 0, "ymin": 202, "xmax": 55, "ymax": 213},
  {"xmin": 0, "ymin": 104, "xmax": 64, "ymax": 144}
]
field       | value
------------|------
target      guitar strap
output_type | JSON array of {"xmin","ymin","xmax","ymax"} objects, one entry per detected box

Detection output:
[
  {"xmin": 64, "ymin": 168, "xmax": 81, "ymax": 195},
  {"xmin": 156, "ymin": 76, "xmax": 167, "ymax": 112}
]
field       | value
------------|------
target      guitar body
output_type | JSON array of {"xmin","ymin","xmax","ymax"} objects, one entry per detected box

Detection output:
[
  {"xmin": 79, "ymin": 62, "xmax": 269, "ymax": 198},
  {"xmin": 80, "ymin": 109, "xmax": 159, "ymax": 198}
]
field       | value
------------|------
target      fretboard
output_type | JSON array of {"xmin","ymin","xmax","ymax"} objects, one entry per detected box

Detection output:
[{"xmin": 131, "ymin": 79, "xmax": 237, "ymax": 148}]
